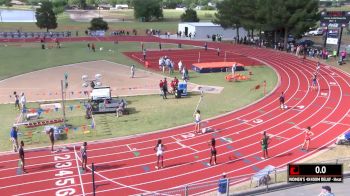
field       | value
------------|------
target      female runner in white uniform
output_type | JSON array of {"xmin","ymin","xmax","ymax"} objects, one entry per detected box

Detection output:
[{"xmin": 154, "ymin": 139, "xmax": 165, "ymax": 169}]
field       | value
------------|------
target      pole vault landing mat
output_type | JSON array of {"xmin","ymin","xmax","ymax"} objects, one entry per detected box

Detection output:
[{"xmin": 192, "ymin": 62, "xmax": 244, "ymax": 73}]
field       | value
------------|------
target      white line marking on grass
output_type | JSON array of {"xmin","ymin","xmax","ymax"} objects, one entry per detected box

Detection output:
[{"xmin": 74, "ymin": 146, "xmax": 86, "ymax": 196}]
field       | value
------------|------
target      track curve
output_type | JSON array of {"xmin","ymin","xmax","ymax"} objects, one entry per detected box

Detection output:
[{"xmin": 0, "ymin": 37, "xmax": 350, "ymax": 196}]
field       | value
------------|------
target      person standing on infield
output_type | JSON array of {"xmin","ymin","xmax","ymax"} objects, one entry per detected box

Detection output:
[
  {"xmin": 10, "ymin": 126, "xmax": 19, "ymax": 152},
  {"xmin": 154, "ymin": 139, "xmax": 165, "ymax": 169},
  {"xmin": 13, "ymin": 91, "xmax": 20, "ymax": 110},
  {"xmin": 209, "ymin": 138, "xmax": 217, "ymax": 166},
  {"xmin": 130, "ymin": 64, "xmax": 135, "ymax": 78}
]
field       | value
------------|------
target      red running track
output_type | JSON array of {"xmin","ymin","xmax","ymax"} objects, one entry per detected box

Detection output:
[{"xmin": 0, "ymin": 37, "xmax": 350, "ymax": 196}]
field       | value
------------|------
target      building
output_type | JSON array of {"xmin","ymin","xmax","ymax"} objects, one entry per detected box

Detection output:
[
  {"xmin": 115, "ymin": 4, "xmax": 129, "ymax": 9},
  {"xmin": 178, "ymin": 22, "xmax": 248, "ymax": 40}
]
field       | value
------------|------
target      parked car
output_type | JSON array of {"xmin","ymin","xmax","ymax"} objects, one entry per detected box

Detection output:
[
  {"xmin": 307, "ymin": 28, "xmax": 324, "ymax": 36},
  {"xmin": 297, "ymin": 39, "xmax": 314, "ymax": 47}
]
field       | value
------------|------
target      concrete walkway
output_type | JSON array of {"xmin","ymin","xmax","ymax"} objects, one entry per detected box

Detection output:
[{"xmin": 259, "ymin": 178, "xmax": 348, "ymax": 196}]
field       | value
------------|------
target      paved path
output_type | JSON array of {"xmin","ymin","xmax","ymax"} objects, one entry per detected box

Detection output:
[{"xmin": 260, "ymin": 178, "xmax": 349, "ymax": 196}]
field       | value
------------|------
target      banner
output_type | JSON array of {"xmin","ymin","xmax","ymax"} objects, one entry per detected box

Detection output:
[{"xmin": 327, "ymin": 38, "xmax": 338, "ymax": 45}]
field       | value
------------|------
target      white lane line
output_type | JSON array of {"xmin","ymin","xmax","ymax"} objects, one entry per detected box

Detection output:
[
  {"xmin": 126, "ymin": 144, "xmax": 133, "ymax": 151},
  {"xmin": 172, "ymin": 136, "xmax": 199, "ymax": 152},
  {"xmin": 322, "ymin": 121, "xmax": 350, "ymax": 127},
  {"xmin": 74, "ymin": 146, "xmax": 86, "ymax": 196},
  {"xmin": 267, "ymin": 134, "xmax": 289, "ymax": 140}
]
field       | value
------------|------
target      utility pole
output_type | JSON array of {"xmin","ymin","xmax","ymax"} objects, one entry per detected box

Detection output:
[{"xmin": 61, "ymin": 80, "xmax": 67, "ymax": 127}]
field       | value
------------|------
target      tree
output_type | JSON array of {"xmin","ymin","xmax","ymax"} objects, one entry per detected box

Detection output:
[
  {"xmin": 183, "ymin": 0, "xmax": 198, "ymax": 8},
  {"xmin": 263, "ymin": 0, "xmax": 319, "ymax": 49},
  {"xmin": 180, "ymin": 8, "xmax": 199, "ymax": 22},
  {"xmin": 214, "ymin": 0, "xmax": 244, "ymax": 40},
  {"xmin": 35, "ymin": 1, "xmax": 58, "ymax": 32},
  {"xmin": 133, "ymin": 0, "xmax": 163, "ymax": 22},
  {"xmin": 163, "ymin": 0, "xmax": 182, "ymax": 9},
  {"xmin": 0, "ymin": 0, "xmax": 12, "ymax": 7},
  {"xmin": 89, "ymin": 17, "xmax": 109, "ymax": 31},
  {"xmin": 52, "ymin": 0, "xmax": 68, "ymax": 15}
]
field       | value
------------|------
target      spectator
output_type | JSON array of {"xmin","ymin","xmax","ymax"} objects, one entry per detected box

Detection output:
[
  {"xmin": 341, "ymin": 50, "xmax": 347, "ymax": 62},
  {"xmin": 178, "ymin": 60, "xmax": 183, "ymax": 74},
  {"xmin": 91, "ymin": 43, "xmax": 95, "ymax": 52},
  {"xmin": 319, "ymin": 185, "xmax": 335, "ymax": 196},
  {"xmin": 130, "ymin": 64, "xmax": 135, "ymax": 78},
  {"xmin": 218, "ymin": 173, "xmax": 228, "ymax": 196},
  {"xmin": 10, "ymin": 126, "xmax": 19, "ymax": 152},
  {"xmin": 20, "ymin": 93, "xmax": 26, "ymax": 110},
  {"xmin": 162, "ymin": 78, "xmax": 168, "ymax": 99},
  {"xmin": 173, "ymin": 76, "xmax": 179, "ymax": 87},
  {"xmin": 13, "ymin": 91, "xmax": 20, "ymax": 110},
  {"xmin": 232, "ymin": 63, "xmax": 237, "ymax": 77},
  {"xmin": 159, "ymin": 80, "xmax": 164, "ymax": 96},
  {"xmin": 332, "ymin": 49, "xmax": 337, "ymax": 60},
  {"xmin": 116, "ymin": 101, "xmax": 126, "ymax": 117}
]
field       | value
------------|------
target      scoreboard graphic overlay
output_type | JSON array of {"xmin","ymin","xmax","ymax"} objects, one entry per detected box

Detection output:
[{"xmin": 288, "ymin": 164, "xmax": 343, "ymax": 183}]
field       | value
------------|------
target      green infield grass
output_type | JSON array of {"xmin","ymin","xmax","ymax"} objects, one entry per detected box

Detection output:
[{"xmin": 0, "ymin": 65, "xmax": 277, "ymax": 151}]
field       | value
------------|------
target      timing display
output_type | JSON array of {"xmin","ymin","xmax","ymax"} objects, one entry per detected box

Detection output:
[
  {"xmin": 288, "ymin": 164, "xmax": 343, "ymax": 183},
  {"xmin": 320, "ymin": 11, "xmax": 350, "ymax": 27}
]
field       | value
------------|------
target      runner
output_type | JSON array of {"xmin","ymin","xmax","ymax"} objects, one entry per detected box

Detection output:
[
  {"xmin": 232, "ymin": 63, "xmax": 237, "ymax": 77},
  {"xmin": 154, "ymin": 139, "xmax": 165, "ymax": 169},
  {"xmin": 48, "ymin": 127, "xmax": 55, "ymax": 152},
  {"xmin": 279, "ymin": 91, "xmax": 285, "ymax": 110},
  {"xmin": 316, "ymin": 61, "xmax": 320, "ymax": 74},
  {"xmin": 194, "ymin": 110, "xmax": 201, "ymax": 134},
  {"xmin": 80, "ymin": 142, "xmax": 87, "ymax": 170},
  {"xmin": 217, "ymin": 48, "xmax": 220, "ymax": 56},
  {"xmin": 311, "ymin": 73, "xmax": 317, "ymax": 90},
  {"xmin": 18, "ymin": 141, "xmax": 26, "ymax": 173},
  {"xmin": 301, "ymin": 126, "xmax": 314, "ymax": 151},
  {"xmin": 208, "ymin": 138, "xmax": 217, "ymax": 166},
  {"xmin": 261, "ymin": 131, "xmax": 270, "ymax": 159}
]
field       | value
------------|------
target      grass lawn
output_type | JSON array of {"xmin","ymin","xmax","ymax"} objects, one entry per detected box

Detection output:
[
  {"xmin": 0, "ymin": 65, "xmax": 277, "ymax": 151},
  {"xmin": 0, "ymin": 42, "xmax": 195, "ymax": 80}
]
